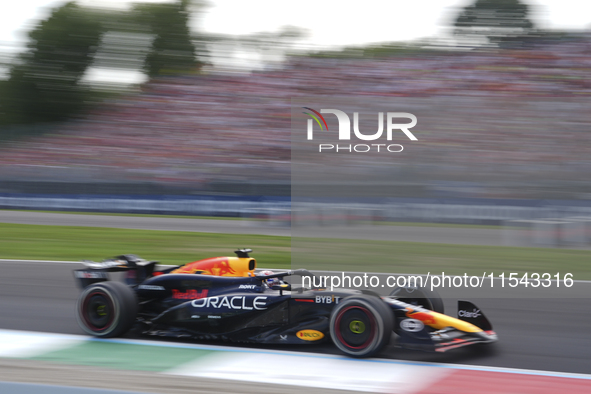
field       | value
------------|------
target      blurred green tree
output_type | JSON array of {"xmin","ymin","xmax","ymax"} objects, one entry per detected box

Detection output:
[
  {"xmin": 135, "ymin": 0, "xmax": 203, "ymax": 78},
  {"xmin": 453, "ymin": 0, "xmax": 534, "ymax": 46},
  {"xmin": 1, "ymin": 2, "xmax": 103, "ymax": 125}
]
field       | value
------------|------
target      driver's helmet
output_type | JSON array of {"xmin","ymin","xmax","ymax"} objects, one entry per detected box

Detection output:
[{"xmin": 259, "ymin": 270, "xmax": 280, "ymax": 288}]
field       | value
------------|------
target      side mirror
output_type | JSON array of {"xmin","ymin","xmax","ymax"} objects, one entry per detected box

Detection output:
[{"xmin": 270, "ymin": 283, "xmax": 291, "ymax": 291}]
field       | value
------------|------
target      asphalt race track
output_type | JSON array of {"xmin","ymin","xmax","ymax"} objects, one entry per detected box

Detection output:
[{"xmin": 1, "ymin": 260, "xmax": 590, "ymax": 375}]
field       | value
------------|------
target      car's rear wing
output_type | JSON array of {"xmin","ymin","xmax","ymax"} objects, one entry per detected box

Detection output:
[{"xmin": 74, "ymin": 254, "xmax": 159, "ymax": 288}]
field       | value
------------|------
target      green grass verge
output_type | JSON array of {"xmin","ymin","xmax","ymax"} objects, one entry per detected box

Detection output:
[
  {"xmin": 293, "ymin": 238, "xmax": 591, "ymax": 279},
  {"xmin": 0, "ymin": 223, "xmax": 290, "ymax": 266},
  {"xmin": 0, "ymin": 223, "xmax": 588, "ymax": 279}
]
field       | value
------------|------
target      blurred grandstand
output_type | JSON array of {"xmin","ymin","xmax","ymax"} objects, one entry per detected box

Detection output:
[{"xmin": 0, "ymin": 33, "xmax": 590, "ymax": 201}]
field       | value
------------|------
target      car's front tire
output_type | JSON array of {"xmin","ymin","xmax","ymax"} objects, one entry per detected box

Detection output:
[
  {"xmin": 76, "ymin": 281, "xmax": 137, "ymax": 338},
  {"xmin": 329, "ymin": 295, "xmax": 393, "ymax": 358}
]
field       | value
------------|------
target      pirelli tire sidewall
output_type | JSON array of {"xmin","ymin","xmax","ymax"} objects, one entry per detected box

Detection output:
[
  {"xmin": 76, "ymin": 281, "xmax": 138, "ymax": 338},
  {"xmin": 329, "ymin": 295, "xmax": 394, "ymax": 358}
]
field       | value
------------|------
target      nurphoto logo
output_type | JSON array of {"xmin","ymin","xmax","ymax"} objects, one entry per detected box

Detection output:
[{"xmin": 302, "ymin": 107, "xmax": 418, "ymax": 153}]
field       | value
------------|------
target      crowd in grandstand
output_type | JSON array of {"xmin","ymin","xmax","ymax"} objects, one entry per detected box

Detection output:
[{"xmin": 0, "ymin": 35, "xmax": 590, "ymax": 198}]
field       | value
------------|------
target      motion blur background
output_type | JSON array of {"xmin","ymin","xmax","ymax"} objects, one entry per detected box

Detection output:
[{"xmin": 0, "ymin": 0, "xmax": 590, "ymax": 249}]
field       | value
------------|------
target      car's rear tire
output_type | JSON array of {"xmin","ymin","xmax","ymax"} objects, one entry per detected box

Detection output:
[
  {"xmin": 389, "ymin": 286, "xmax": 444, "ymax": 314},
  {"xmin": 329, "ymin": 295, "xmax": 393, "ymax": 358},
  {"xmin": 76, "ymin": 281, "xmax": 137, "ymax": 338}
]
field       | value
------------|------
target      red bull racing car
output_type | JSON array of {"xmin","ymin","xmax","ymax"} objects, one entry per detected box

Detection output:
[{"xmin": 74, "ymin": 249, "xmax": 497, "ymax": 358}]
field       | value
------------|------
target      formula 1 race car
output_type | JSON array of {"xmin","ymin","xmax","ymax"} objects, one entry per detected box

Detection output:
[{"xmin": 74, "ymin": 250, "xmax": 497, "ymax": 357}]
